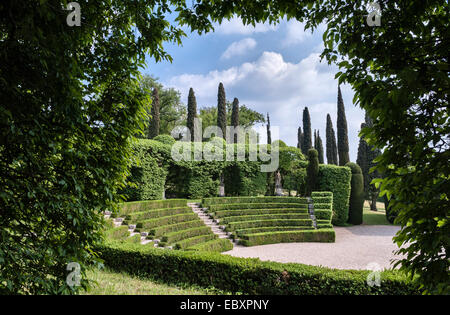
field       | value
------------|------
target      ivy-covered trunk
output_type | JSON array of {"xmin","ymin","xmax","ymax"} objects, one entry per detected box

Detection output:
[
  {"xmin": 219, "ymin": 173, "xmax": 225, "ymax": 197},
  {"xmin": 275, "ymin": 170, "xmax": 283, "ymax": 196}
]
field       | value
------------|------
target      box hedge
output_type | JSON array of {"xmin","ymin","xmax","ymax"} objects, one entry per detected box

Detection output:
[
  {"xmin": 119, "ymin": 199, "xmax": 188, "ymax": 215},
  {"xmin": 163, "ymin": 226, "xmax": 214, "ymax": 244},
  {"xmin": 239, "ymin": 229, "xmax": 336, "ymax": 246},
  {"xmin": 222, "ymin": 213, "xmax": 310, "ymax": 224},
  {"xmin": 203, "ymin": 196, "xmax": 309, "ymax": 206},
  {"xmin": 99, "ymin": 240, "xmax": 420, "ymax": 295},
  {"xmin": 234, "ymin": 226, "xmax": 314, "ymax": 237},
  {"xmin": 208, "ymin": 202, "xmax": 308, "ymax": 212},
  {"xmin": 187, "ymin": 238, "xmax": 234, "ymax": 253},
  {"xmin": 174, "ymin": 234, "xmax": 218, "ymax": 249},
  {"xmin": 214, "ymin": 208, "xmax": 309, "ymax": 218},
  {"xmin": 140, "ymin": 213, "xmax": 199, "ymax": 230},
  {"xmin": 125, "ymin": 207, "xmax": 192, "ymax": 222},
  {"xmin": 226, "ymin": 219, "xmax": 313, "ymax": 231},
  {"xmin": 148, "ymin": 220, "xmax": 205, "ymax": 237},
  {"xmin": 318, "ymin": 165, "xmax": 351, "ymax": 226}
]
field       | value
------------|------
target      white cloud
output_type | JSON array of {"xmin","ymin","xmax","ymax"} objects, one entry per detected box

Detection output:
[
  {"xmin": 221, "ymin": 38, "xmax": 257, "ymax": 60},
  {"xmin": 214, "ymin": 17, "xmax": 278, "ymax": 35},
  {"xmin": 282, "ymin": 20, "xmax": 312, "ymax": 46},
  {"xmin": 166, "ymin": 51, "xmax": 364, "ymax": 161}
]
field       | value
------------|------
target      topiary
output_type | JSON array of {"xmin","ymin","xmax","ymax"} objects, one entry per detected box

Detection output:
[
  {"xmin": 271, "ymin": 139, "xmax": 287, "ymax": 148},
  {"xmin": 153, "ymin": 134, "xmax": 176, "ymax": 146},
  {"xmin": 345, "ymin": 162, "xmax": 364, "ymax": 225},
  {"xmin": 209, "ymin": 136, "xmax": 226, "ymax": 148},
  {"xmin": 306, "ymin": 149, "xmax": 319, "ymax": 196}
]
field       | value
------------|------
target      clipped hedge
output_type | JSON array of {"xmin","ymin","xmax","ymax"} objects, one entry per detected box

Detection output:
[
  {"xmin": 162, "ymin": 226, "xmax": 213, "ymax": 244},
  {"xmin": 234, "ymin": 226, "xmax": 314, "ymax": 237},
  {"xmin": 214, "ymin": 208, "xmax": 308, "ymax": 218},
  {"xmin": 140, "ymin": 213, "xmax": 199, "ymax": 230},
  {"xmin": 346, "ymin": 162, "xmax": 364, "ymax": 225},
  {"xmin": 119, "ymin": 199, "xmax": 188, "ymax": 215},
  {"xmin": 208, "ymin": 202, "xmax": 308, "ymax": 212},
  {"xmin": 125, "ymin": 207, "xmax": 192, "ymax": 222},
  {"xmin": 312, "ymin": 191, "xmax": 333, "ymax": 227},
  {"xmin": 318, "ymin": 165, "xmax": 351, "ymax": 226},
  {"xmin": 174, "ymin": 234, "xmax": 218, "ymax": 249},
  {"xmin": 122, "ymin": 139, "xmax": 171, "ymax": 201},
  {"xmin": 104, "ymin": 226, "xmax": 130, "ymax": 240},
  {"xmin": 187, "ymin": 238, "xmax": 234, "ymax": 253},
  {"xmin": 222, "ymin": 213, "xmax": 310, "ymax": 224},
  {"xmin": 99, "ymin": 240, "xmax": 420, "ymax": 295},
  {"xmin": 239, "ymin": 229, "xmax": 335, "ymax": 246},
  {"xmin": 148, "ymin": 220, "xmax": 205, "ymax": 237},
  {"xmin": 203, "ymin": 196, "xmax": 308, "ymax": 206},
  {"xmin": 226, "ymin": 219, "xmax": 313, "ymax": 231}
]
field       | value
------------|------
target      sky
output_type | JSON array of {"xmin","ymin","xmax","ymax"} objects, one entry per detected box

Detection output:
[{"xmin": 143, "ymin": 17, "xmax": 365, "ymax": 162}]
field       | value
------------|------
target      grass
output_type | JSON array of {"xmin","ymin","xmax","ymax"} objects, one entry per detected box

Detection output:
[
  {"xmin": 82, "ymin": 268, "xmax": 228, "ymax": 295},
  {"xmin": 362, "ymin": 201, "xmax": 399, "ymax": 225}
]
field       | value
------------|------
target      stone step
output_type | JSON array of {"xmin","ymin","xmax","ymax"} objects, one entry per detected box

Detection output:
[{"xmin": 141, "ymin": 240, "xmax": 152, "ymax": 245}]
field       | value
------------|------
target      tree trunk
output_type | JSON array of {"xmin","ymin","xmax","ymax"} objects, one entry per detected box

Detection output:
[
  {"xmin": 275, "ymin": 170, "xmax": 283, "ymax": 196},
  {"xmin": 219, "ymin": 173, "xmax": 225, "ymax": 197},
  {"xmin": 370, "ymin": 193, "xmax": 378, "ymax": 211}
]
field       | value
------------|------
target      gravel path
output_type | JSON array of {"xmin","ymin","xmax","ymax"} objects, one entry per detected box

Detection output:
[{"xmin": 224, "ymin": 225, "xmax": 404, "ymax": 270}]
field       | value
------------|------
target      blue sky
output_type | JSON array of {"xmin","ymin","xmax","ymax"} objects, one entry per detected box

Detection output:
[{"xmin": 143, "ymin": 17, "xmax": 365, "ymax": 162}]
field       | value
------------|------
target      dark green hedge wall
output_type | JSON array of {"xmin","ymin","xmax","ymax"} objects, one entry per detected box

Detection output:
[
  {"xmin": 318, "ymin": 165, "xmax": 352, "ymax": 226},
  {"xmin": 99, "ymin": 240, "xmax": 420, "ymax": 295},
  {"xmin": 346, "ymin": 162, "xmax": 365, "ymax": 225}
]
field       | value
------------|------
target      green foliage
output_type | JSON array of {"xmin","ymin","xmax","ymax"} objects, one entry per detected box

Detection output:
[
  {"xmin": 187, "ymin": 238, "xmax": 234, "ymax": 253},
  {"xmin": 318, "ymin": 165, "xmax": 351, "ymax": 226},
  {"xmin": 383, "ymin": 195, "xmax": 398, "ymax": 225},
  {"xmin": 138, "ymin": 75, "xmax": 186, "ymax": 137},
  {"xmin": 306, "ymin": 149, "xmax": 319, "ymax": 196},
  {"xmin": 187, "ymin": 88, "xmax": 197, "ymax": 142},
  {"xmin": 164, "ymin": 226, "xmax": 214, "ymax": 244},
  {"xmin": 125, "ymin": 207, "xmax": 192, "ymax": 222},
  {"xmin": 203, "ymin": 196, "xmax": 308, "ymax": 206},
  {"xmin": 239, "ymin": 229, "xmax": 335, "ymax": 246},
  {"xmin": 230, "ymin": 98, "xmax": 239, "ymax": 143},
  {"xmin": 266, "ymin": 113, "xmax": 272, "ymax": 144},
  {"xmin": 346, "ymin": 163, "xmax": 364, "ymax": 225},
  {"xmin": 153, "ymin": 134, "xmax": 176, "ymax": 146},
  {"xmin": 312, "ymin": 192, "xmax": 333, "ymax": 226},
  {"xmin": 100, "ymin": 240, "xmax": 420, "ymax": 295},
  {"xmin": 326, "ymin": 114, "xmax": 338, "ymax": 165},
  {"xmin": 175, "ymin": 234, "xmax": 218, "ymax": 249},
  {"xmin": 122, "ymin": 139, "xmax": 171, "ymax": 201},
  {"xmin": 297, "ymin": 126, "xmax": 304, "ymax": 150},
  {"xmin": 337, "ymin": 86, "xmax": 350, "ymax": 166},
  {"xmin": 149, "ymin": 220, "xmax": 205, "ymax": 238},
  {"xmin": 105, "ymin": 226, "xmax": 131, "ymax": 240},
  {"xmin": 148, "ymin": 88, "xmax": 160, "ymax": 139},
  {"xmin": 217, "ymin": 83, "xmax": 227, "ymax": 139},
  {"xmin": 301, "ymin": 107, "xmax": 312, "ymax": 154},
  {"xmin": 119, "ymin": 199, "xmax": 188, "ymax": 216},
  {"xmin": 311, "ymin": 0, "xmax": 449, "ymax": 292},
  {"xmin": 315, "ymin": 131, "xmax": 325, "ymax": 164}
]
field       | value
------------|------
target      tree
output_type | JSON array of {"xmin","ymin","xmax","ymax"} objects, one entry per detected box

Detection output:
[
  {"xmin": 231, "ymin": 98, "xmax": 240, "ymax": 143},
  {"xmin": 302, "ymin": 107, "xmax": 312, "ymax": 154},
  {"xmin": 266, "ymin": 113, "xmax": 272, "ymax": 144},
  {"xmin": 306, "ymin": 0, "xmax": 449, "ymax": 293},
  {"xmin": 346, "ymin": 162, "xmax": 364, "ymax": 225},
  {"xmin": 148, "ymin": 88, "xmax": 160, "ymax": 139},
  {"xmin": 198, "ymin": 103, "xmax": 264, "ymax": 137},
  {"xmin": 357, "ymin": 114, "xmax": 381, "ymax": 211},
  {"xmin": 187, "ymin": 87, "xmax": 197, "ymax": 142},
  {"xmin": 326, "ymin": 114, "xmax": 338, "ymax": 165},
  {"xmin": 337, "ymin": 86, "xmax": 350, "ymax": 166},
  {"xmin": 297, "ymin": 126, "xmax": 303, "ymax": 150},
  {"xmin": 217, "ymin": 82, "xmax": 227, "ymax": 140},
  {"xmin": 138, "ymin": 75, "xmax": 185, "ymax": 137},
  {"xmin": 306, "ymin": 149, "xmax": 319, "ymax": 196},
  {"xmin": 316, "ymin": 131, "xmax": 325, "ymax": 164}
]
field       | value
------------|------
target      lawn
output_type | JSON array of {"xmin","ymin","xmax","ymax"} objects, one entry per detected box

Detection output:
[
  {"xmin": 362, "ymin": 201, "xmax": 398, "ymax": 225},
  {"xmin": 83, "ymin": 268, "xmax": 228, "ymax": 295}
]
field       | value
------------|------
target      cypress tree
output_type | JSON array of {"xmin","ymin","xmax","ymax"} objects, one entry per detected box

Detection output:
[
  {"xmin": 306, "ymin": 149, "xmax": 319, "ymax": 196},
  {"xmin": 317, "ymin": 131, "xmax": 325, "ymax": 164},
  {"xmin": 148, "ymin": 87, "xmax": 160, "ymax": 139},
  {"xmin": 302, "ymin": 107, "xmax": 312, "ymax": 154},
  {"xmin": 346, "ymin": 162, "xmax": 365, "ymax": 225},
  {"xmin": 231, "ymin": 97, "xmax": 239, "ymax": 143},
  {"xmin": 326, "ymin": 114, "xmax": 338, "ymax": 165},
  {"xmin": 266, "ymin": 113, "xmax": 272, "ymax": 144},
  {"xmin": 186, "ymin": 87, "xmax": 197, "ymax": 142},
  {"xmin": 337, "ymin": 86, "xmax": 350, "ymax": 165},
  {"xmin": 217, "ymin": 82, "xmax": 227, "ymax": 140},
  {"xmin": 297, "ymin": 126, "xmax": 303, "ymax": 150},
  {"xmin": 357, "ymin": 112, "xmax": 381, "ymax": 210}
]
